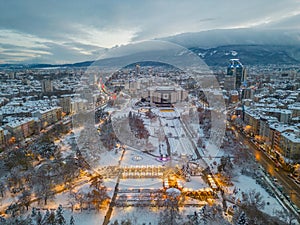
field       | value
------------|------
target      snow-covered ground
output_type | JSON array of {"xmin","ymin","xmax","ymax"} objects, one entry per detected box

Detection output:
[
  {"xmin": 109, "ymin": 206, "xmax": 216, "ymax": 225},
  {"xmin": 98, "ymin": 149, "xmax": 123, "ymax": 167},
  {"xmin": 110, "ymin": 207, "xmax": 160, "ymax": 225},
  {"xmin": 64, "ymin": 210, "xmax": 105, "ymax": 225},
  {"xmin": 121, "ymin": 148, "xmax": 162, "ymax": 167},
  {"xmin": 0, "ymin": 100, "xmax": 292, "ymax": 224},
  {"xmin": 196, "ymin": 130, "xmax": 287, "ymax": 218},
  {"xmin": 183, "ymin": 176, "xmax": 210, "ymax": 191},
  {"xmin": 229, "ymin": 174, "xmax": 284, "ymax": 216},
  {"xmin": 118, "ymin": 178, "xmax": 163, "ymax": 190},
  {"xmin": 142, "ymin": 108, "xmax": 198, "ymax": 159}
]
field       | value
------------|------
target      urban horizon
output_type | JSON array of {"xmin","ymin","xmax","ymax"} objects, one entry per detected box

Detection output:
[{"xmin": 0, "ymin": 1, "xmax": 300, "ymax": 225}]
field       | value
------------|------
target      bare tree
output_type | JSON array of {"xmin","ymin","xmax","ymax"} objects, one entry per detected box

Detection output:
[
  {"xmin": 18, "ymin": 189, "xmax": 32, "ymax": 211},
  {"xmin": 240, "ymin": 189, "xmax": 265, "ymax": 211},
  {"xmin": 0, "ymin": 181, "xmax": 6, "ymax": 198},
  {"xmin": 7, "ymin": 167, "xmax": 24, "ymax": 192},
  {"xmin": 67, "ymin": 191, "xmax": 77, "ymax": 212},
  {"xmin": 198, "ymin": 204, "xmax": 231, "ymax": 225},
  {"xmin": 88, "ymin": 174, "xmax": 109, "ymax": 209},
  {"xmin": 158, "ymin": 192, "xmax": 181, "ymax": 225},
  {"xmin": 33, "ymin": 167, "xmax": 55, "ymax": 205},
  {"xmin": 232, "ymin": 190, "xmax": 284, "ymax": 225},
  {"xmin": 75, "ymin": 191, "xmax": 85, "ymax": 212},
  {"xmin": 5, "ymin": 203, "xmax": 20, "ymax": 218}
]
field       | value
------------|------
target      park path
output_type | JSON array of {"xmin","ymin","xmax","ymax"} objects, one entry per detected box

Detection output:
[{"xmin": 102, "ymin": 147, "xmax": 126, "ymax": 225}]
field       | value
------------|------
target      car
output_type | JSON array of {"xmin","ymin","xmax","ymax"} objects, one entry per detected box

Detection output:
[
  {"xmin": 275, "ymin": 163, "xmax": 281, "ymax": 168},
  {"xmin": 279, "ymin": 195, "xmax": 285, "ymax": 200}
]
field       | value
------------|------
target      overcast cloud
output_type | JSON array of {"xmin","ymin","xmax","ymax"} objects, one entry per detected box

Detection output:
[{"xmin": 0, "ymin": 0, "xmax": 300, "ymax": 63}]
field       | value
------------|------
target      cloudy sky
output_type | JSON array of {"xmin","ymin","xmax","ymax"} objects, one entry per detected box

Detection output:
[{"xmin": 1, "ymin": 0, "xmax": 300, "ymax": 64}]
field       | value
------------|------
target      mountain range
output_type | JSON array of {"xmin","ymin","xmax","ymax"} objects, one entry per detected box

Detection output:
[{"xmin": 1, "ymin": 28, "xmax": 300, "ymax": 68}]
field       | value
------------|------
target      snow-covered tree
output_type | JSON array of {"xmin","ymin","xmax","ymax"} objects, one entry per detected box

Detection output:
[
  {"xmin": 55, "ymin": 204, "xmax": 66, "ymax": 225},
  {"xmin": 47, "ymin": 210, "xmax": 56, "ymax": 225},
  {"xmin": 111, "ymin": 219, "xmax": 133, "ymax": 225},
  {"xmin": 36, "ymin": 210, "xmax": 42, "ymax": 225},
  {"xmin": 23, "ymin": 215, "xmax": 33, "ymax": 225},
  {"xmin": 198, "ymin": 204, "xmax": 231, "ymax": 225},
  {"xmin": 111, "ymin": 220, "xmax": 119, "ymax": 225},
  {"xmin": 158, "ymin": 192, "xmax": 181, "ymax": 225},
  {"xmin": 120, "ymin": 219, "xmax": 133, "ymax": 225},
  {"xmin": 0, "ymin": 216, "xmax": 6, "ymax": 223},
  {"xmin": 69, "ymin": 215, "xmax": 75, "ymax": 225},
  {"xmin": 67, "ymin": 191, "xmax": 77, "ymax": 212},
  {"xmin": 236, "ymin": 211, "xmax": 248, "ymax": 225},
  {"xmin": 88, "ymin": 175, "xmax": 108, "ymax": 209},
  {"xmin": 240, "ymin": 189, "xmax": 265, "ymax": 210},
  {"xmin": 3, "ymin": 215, "xmax": 33, "ymax": 225},
  {"xmin": 18, "ymin": 189, "xmax": 32, "ymax": 211},
  {"xmin": 41, "ymin": 209, "xmax": 50, "ymax": 225},
  {"xmin": 90, "ymin": 174, "xmax": 103, "ymax": 190},
  {"xmin": 5, "ymin": 203, "xmax": 20, "ymax": 218},
  {"xmin": 74, "ymin": 191, "xmax": 85, "ymax": 211},
  {"xmin": 30, "ymin": 207, "xmax": 37, "ymax": 217},
  {"xmin": 33, "ymin": 166, "xmax": 55, "ymax": 205},
  {"xmin": 275, "ymin": 209, "xmax": 297, "ymax": 225},
  {"xmin": 0, "ymin": 181, "xmax": 5, "ymax": 197}
]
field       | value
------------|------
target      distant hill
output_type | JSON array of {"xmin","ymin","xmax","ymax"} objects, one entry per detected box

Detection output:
[
  {"xmin": 1, "ymin": 28, "xmax": 300, "ymax": 68},
  {"xmin": 1, "ymin": 45, "xmax": 299, "ymax": 69},
  {"xmin": 0, "ymin": 61, "xmax": 94, "ymax": 69},
  {"xmin": 161, "ymin": 28, "xmax": 300, "ymax": 48},
  {"xmin": 189, "ymin": 45, "xmax": 300, "ymax": 66},
  {"xmin": 162, "ymin": 28, "xmax": 300, "ymax": 66}
]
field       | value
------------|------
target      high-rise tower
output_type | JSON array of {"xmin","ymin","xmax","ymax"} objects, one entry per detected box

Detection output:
[
  {"xmin": 227, "ymin": 59, "xmax": 246, "ymax": 90},
  {"xmin": 41, "ymin": 77, "xmax": 53, "ymax": 93}
]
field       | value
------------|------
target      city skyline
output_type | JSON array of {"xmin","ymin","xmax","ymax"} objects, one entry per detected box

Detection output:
[
  {"xmin": 0, "ymin": 62, "xmax": 299, "ymax": 224},
  {"xmin": 0, "ymin": 1, "xmax": 300, "ymax": 224}
]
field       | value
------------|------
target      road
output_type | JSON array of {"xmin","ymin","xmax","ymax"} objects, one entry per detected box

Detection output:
[{"xmin": 236, "ymin": 129, "xmax": 300, "ymax": 209}]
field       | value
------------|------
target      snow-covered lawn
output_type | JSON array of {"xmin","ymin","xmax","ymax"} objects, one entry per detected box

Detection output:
[
  {"xmin": 109, "ymin": 206, "xmax": 160, "ymax": 225},
  {"xmin": 118, "ymin": 178, "xmax": 163, "ymax": 190},
  {"xmin": 109, "ymin": 206, "xmax": 208, "ymax": 225},
  {"xmin": 98, "ymin": 149, "xmax": 122, "ymax": 167},
  {"xmin": 229, "ymin": 174, "xmax": 284, "ymax": 216},
  {"xmin": 64, "ymin": 210, "xmax": 105, "ymax": 225}
]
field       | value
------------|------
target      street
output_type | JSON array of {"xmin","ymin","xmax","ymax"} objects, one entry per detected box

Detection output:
[{"xmin": 237, "ymin": 130, "xmax": 300, "ymax": 209}]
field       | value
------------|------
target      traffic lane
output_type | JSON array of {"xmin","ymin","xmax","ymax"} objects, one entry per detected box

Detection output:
[
  {"xmin": 243, "ymin": 137, "xmax": 300, "ymax": 198},
  {"xmin": 238, "ymin": 133, "xmax": 300, "ymax": 208},
  {"xmin": 241, "ymin": 135, "xmax": 300, "ymax": 206}
]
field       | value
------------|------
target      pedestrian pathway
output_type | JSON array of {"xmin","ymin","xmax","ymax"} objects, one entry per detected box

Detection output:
[{"xmin": 102, "ymin": 148, "xmax": 126, "ymax": 225}]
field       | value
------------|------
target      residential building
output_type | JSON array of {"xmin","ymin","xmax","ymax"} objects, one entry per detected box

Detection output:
[{"xmin": 280, "ymin": 131, "xmax": 300, "ymax": 161}]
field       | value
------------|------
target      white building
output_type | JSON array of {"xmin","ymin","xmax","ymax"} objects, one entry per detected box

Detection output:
[{"xmin": 142, "ymin": 86, "xmax": 188, "ymax": 106}]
